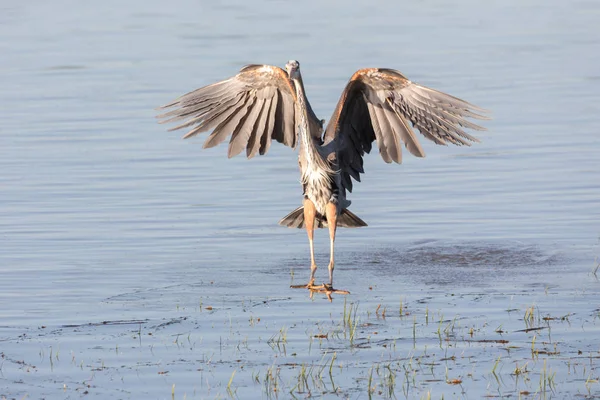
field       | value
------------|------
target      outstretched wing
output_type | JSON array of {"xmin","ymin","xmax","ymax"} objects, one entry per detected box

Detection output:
[
  {"xmin": 157, "ymin": 64, "xmax": 322, "ymax": 158},
  {"xmin": 323, "ymin": 68, "xmax": 489, "ymax": 193}
]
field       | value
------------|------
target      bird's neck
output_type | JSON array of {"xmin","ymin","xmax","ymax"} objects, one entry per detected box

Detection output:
[
  {"xmin": 292, "ymin": 79, "xmax": 318, "ymax": 155},
  {"xmin": 292, "ymin": 78, "xmax": 334, "ymax": 182}
]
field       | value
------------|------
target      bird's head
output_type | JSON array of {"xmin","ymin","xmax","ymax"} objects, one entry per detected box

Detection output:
[{"xmin": 285, "ymin": 60, "xmax": 301, "ymax": 80}]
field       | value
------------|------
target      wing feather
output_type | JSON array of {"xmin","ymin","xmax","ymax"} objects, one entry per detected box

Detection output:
[
  {"xmin": 279, "ymin": 90, "xmax": 297, "ymax": 148},
  {"xmin": 203, "ymin": 94, "xmax": 253, "ymax": 149},
  {"xmin": 324, "ymin": 68, "xmax": 489, "ymax": 197},
  {"xmin": 170, "ymin": 91, "xmax": 244, "ymax": 135},
  {"xmin": 157, "ymin": 80, "xmax": 231, "ymax": 113},
  {"xmin": 366, "ymin": 101, "xmax": 392, "ymax": 163},
  {"xmin": 247, "ymin": 97, "xmax": 271, "ymax": 158},
  {"xmin": 228, "ymin": 96, "xmax": 263, "ymax": 158},
  {"xmin": 385, "ymin": 98, "xmax": 425, "ymax": 157},
  {"xmin": 157, "ymin": 64, "xmax": 322, "ymax": 158},
  {"xmin": 260, "ymin": 91, "xmax": 278, "ymax": 156}
]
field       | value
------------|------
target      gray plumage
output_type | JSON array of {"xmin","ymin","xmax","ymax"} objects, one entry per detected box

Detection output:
[
  {"xmin": 157, "ymin": 60, "xmax": 489, "ymax": 290},
  {"xmin": 157, "ymin": 62, "xmax": 488, "ymax": 225}
]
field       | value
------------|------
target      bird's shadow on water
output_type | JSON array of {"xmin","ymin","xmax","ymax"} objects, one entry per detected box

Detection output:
[
  {"xmin": 101, "ymin": 240, "xmax": 570, "ymax": 306},
  {"xmin": 339, "ymin": 239, "xmax": 568, "ymax": 289},
  {"xmin": 249, "ymin": 239, "xmax": 570, "ymax": 302}
]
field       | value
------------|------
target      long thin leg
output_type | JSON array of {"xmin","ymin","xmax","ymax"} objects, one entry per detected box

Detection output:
[
  {"xmin": 325, "ymin": 202, "xmax": 338, "ymax": 285},
  {"xmin": 293, "ymin": 201, "xmax": 348, "ymax": 301},
  {"xmin": 304, "ymin": 198, "xmax": 318, "ymax": 285}
]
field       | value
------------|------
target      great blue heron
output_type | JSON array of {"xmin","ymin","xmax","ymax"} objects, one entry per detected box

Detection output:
[{"xmin": 157, "ymin": 60, "xmax": 488, "ymax": 298}]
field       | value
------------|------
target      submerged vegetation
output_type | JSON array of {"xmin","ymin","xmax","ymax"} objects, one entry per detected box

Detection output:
[
  {"xmin": 1, "ymin": 243, "xmax": 599, "ymax": 399},
  {"xmin": 2, "ymin": 279, "xmax": 599, "ymax": 399}
]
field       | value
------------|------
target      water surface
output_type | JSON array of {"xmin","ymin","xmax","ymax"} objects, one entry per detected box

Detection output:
[{"xmin": 1, "ymin": 0, "xmax": 599, "ymax": 398}]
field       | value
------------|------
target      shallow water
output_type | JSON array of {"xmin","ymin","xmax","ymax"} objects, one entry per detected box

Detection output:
[{"xmin": 1, "ymin": 0, "xmax": 600, "ymax": 398}]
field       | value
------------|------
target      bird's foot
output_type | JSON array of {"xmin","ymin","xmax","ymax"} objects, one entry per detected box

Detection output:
[{"xmin": 290, "ymin": 282, "xmax": 350, "ymax": 302}]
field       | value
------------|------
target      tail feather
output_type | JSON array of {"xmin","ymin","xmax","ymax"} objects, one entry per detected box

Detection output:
[
  {"xmin": 338, "ymin": 208, "xmax": 368, "ymax": 228},
  {"xmin": 278, "ymin": 206, "xmax": 306, "ymax": 229},
  {"xmin": 278, "ymin": 206, "xmax": 368, "ymax": 229}
]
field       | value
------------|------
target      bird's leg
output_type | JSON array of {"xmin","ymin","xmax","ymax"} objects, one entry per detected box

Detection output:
[
  {"xmin": 290, "ymin": 199, "xmax": 320, "ymax": 290},
  {"xmin": 325, "ymin": 202, "xmax": 338, "ymax": 286},
  {"xmin": 303, "ymin": 202, "xmax": 348, "ymax": 302},
  {"xmin": 305, "ymin": 198, "xmax": 318, "ymax": 286},
  {"xmin": 292, "ymin": 200, "xmax": 349, "ymax": 301}
]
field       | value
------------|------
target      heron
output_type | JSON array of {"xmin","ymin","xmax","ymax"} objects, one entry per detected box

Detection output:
[{"xmin": 157, "ymin": 60, "xmax": 488, "ymax": 298}]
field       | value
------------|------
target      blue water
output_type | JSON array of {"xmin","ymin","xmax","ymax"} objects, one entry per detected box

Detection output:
[{"xmin": 1, "ymin": 0, "xmax": 599, "ymax": 398}]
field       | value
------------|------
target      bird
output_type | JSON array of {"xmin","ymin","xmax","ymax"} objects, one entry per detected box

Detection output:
[{"xmin": 157, "ymin": 60, "xmax": 488, "ymax": 297}]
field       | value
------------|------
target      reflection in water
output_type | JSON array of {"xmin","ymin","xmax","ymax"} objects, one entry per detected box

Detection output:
[{"xmin": 291, "ymin": 282, "xmax": 350, "ymax": 302}]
